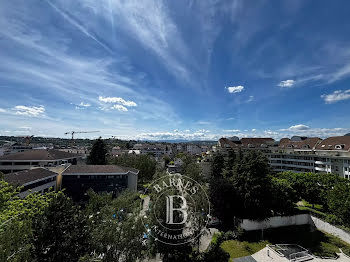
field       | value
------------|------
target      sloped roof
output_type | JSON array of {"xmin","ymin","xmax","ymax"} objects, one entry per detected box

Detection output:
[
  {"xmin": 279, "ymin": 137, "xmax": 321, "ymax": 149},
  {"xmin": 218, "ymin": 138, "xmax": 241, "ymax": 148},
  {"xmin": 4, "ymin": 168, "xmax": 57, "ymax": 186},
  {"xmin": 240, "ymin": 138, "xmax": 275, "ymax": 147},
  {"xmin": 315, "ymin": 136, "xmax": 350, "ymax": 151},
  {"xmin": 63, "ymin": 165, "xmax": 139, "ymax": 174},
  {"xmin": 0, "ymin": 149, "xmax": 80, "ymax": 161}
]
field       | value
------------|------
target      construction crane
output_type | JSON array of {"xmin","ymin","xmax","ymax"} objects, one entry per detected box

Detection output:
[{"xmin": 64, "ymin": 131, "xmax": 100, "ymax": 140}]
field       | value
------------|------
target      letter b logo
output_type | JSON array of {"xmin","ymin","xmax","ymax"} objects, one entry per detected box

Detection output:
[{"xmin": 165, "ymin": 195, "xmax": 188, "ymax": 224}]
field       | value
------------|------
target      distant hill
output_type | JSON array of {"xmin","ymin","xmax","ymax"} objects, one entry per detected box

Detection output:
[{"xmin": 345, "ymin": 133, "xmax": 350, "ymax": 136}]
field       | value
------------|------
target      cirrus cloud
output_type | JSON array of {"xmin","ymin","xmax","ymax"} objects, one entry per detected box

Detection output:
[{"xmin": 13, "ymin": 105, "xmax": 45, "ymax": 117}]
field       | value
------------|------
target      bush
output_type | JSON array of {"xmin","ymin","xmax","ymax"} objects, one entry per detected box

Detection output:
[
  {"xmin": 325, "ymin": 214, "xmax": 343, "ymax": 226},
  {"xmin": 342, "ymin": 247, "xmax": 350, "ymax": 257}
]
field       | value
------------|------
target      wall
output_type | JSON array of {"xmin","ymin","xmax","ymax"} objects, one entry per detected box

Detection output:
[
  {"xmin": 310, "ymin": 216, "xmax": 350, "ymax": 244},
  {"xmin": 240, "ymin": 214, "xmax": 311, "ymax": 231},
  {"xmin": 240, "ymin": 214, "xmax": 350, "ymax": 245}
]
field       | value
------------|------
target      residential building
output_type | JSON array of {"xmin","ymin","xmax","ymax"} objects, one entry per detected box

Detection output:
[
  {"xmin": 268, "ymin": 137, "xmax": 321, "ymax": 173},
  {"xmin": 3, "ymin": 168, "xmax": 57, "ymax": 198},
  {"xmin": 186, "ymin": 144, "xmax": 202, "ymax": 155},
  {"xmin": 0, "ymin": 149, "xmax": 80, "ymax": 174},
  {"xmin": 61, "ymin": 165, "xmax": 139, "ymax": 201},
  {"xmin": 215, "ymin": 135, "xmax": 350, "ymax": 180}
]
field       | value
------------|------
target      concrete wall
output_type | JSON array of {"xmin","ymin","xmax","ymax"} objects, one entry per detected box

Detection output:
[
  {"xmin": 240, "ymin": 214, "xmax": 350, "ymax": 245},
  {"xmin": 240, "ymin": 214, "xmax": 311, "ymax": 231},
  {"xmin": 310, "ymin": 216, "xmax": 350, "ymax": 244}
]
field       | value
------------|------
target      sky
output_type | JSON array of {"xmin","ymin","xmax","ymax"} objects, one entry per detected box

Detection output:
[{"xmin": 0, "ymin": 0, "xmax": 350, "ymax": 141}]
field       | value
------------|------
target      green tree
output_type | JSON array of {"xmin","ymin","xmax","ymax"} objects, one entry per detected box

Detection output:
[
  {"xmin": 88, "ymin": 137, "xmax": 108, "ymax": 165},
  {"xmin": 84, "ymin": 190, "xmax": 145, "ymax": 262},
  {"xmin": 0, "ymin": 179, "xmax": 57, "ymax": 262},
  {"xmin": 211, "ymin": 153, "xmax": 225, "ymax": 178},
  {"xmin": 210, "ymin": 151, "xmax": 273, "ymax": 226},
  {"xmin": 327, "ymin": 181, "xmax": 350, "ymax": 227},
  {"xmin": 112, "ymin": 154, "xmax": 156, "ymax": 183},
  {"xmin": 270, "ymin": 177, "xmax": 298, "ymax": 215},
  {"xmin": 31, "ymin": 192, "xmax": 91, "ymax": 262},
  {"xmin": 225, "ymin": 149, "xmax": 236, "ymax": 170},
  {"xmin": 184, "ymin": 162, "xmax": 203, "ymax": 182}
]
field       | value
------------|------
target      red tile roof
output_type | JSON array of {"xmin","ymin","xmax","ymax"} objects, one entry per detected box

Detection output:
[
  {"xmin": 218, "ymin": 138, "xmax": 241, "ymax": 148},
  {"xmin": 240, "ymin": 138, "xmax": 275, "ymax": 147},
  {"xmin": 279, "ymin": 137, "xmax": 321, "ymax": 149},
  {"xmin": 315, "ymin": 136, "xmax": 350, "ymax": 151}
]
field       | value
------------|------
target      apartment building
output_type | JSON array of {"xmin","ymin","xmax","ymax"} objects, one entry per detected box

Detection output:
[
  {"xmin": 216, "ymin": 135, "xmax": 350, "ymax": 180},
  {"xmin": 0, "ymin": 149, "xmax": 80, "ymax": 174}
]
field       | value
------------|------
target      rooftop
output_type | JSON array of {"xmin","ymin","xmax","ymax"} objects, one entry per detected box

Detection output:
[
  {"xmin": 0, "ymin": 149, "xmax": 80, "ymax": 161},
  {"xmin": 4, "ymin": 168, "xmax": 57, "ymax": 186},
  {"xmin": 315, "ymin": 136, "xmax": 350, "ymax": 151},
  {"xmin": 279, "ymin": 137, "xmax": 321, "ymax": 150},
  {"xmin": 63, "ymin": 165, "xmax": 139, "ymax": 174}
]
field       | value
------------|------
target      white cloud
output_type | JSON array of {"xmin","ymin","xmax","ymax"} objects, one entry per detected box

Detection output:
[
  {"xmin": 279, "ymin": 124, "xmax": 310, "ymax": 131},
  {"xmin": 252, "ymin": 129, "xmax": 256, "ymax": 132},
  {"xmin": 223, "ymin": 129, "xmax": 240, "ymax": 132},
  {"xmin": 13, "ymin": 105, "xmax": 45, "ymax": 117},
  {"xmin": 79, "ymin": 102, "xmax": 91, "ymax": 107},
  {"xmin": 111, "ymin": 104, "xmax": 128, "ymax": 112},
  {"xmin": 0, "ymin": 108, "xmax": 6, "ymax": 113},
  {"xmin": 289, "ymin": 124, "xmax": 310, "ymax": 131},
  {"xmin": 247, "ymin": 95, "xmax": 254, "ymax": 102},
  {"xmin": 18, "ymin": 126, "xmax": 32, "ymax": 130},
  {"xmin": 227, "ymin": 85, "xmax": 244, "ymax": 93},
  {"xmin": 321, "ymin": 89, "xmax": 350, "ymax": 104},
  {"xmin": 278, "ymin": 79, "xmax": 295, "ymax": 88},
  {"xmin": 196, "ymin": 121, "xmax": 211, "ymax": 125},
  {"xmin": 99, "ymin": 96, "xmax": 137, "ymax": 107}
]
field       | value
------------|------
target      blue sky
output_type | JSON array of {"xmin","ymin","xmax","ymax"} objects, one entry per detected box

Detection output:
[{"xmin": 0, "ymin": 0, "xmax": 350, "ymax": 141}]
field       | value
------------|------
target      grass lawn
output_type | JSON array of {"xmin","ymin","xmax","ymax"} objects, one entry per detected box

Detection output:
[
  {"xmin": 219, "ymin": 225, "xmax": 350, "ymax": 261},
  {"xmin": 221, "ymin": 240, "xmax": 269, "ymax": 260}
]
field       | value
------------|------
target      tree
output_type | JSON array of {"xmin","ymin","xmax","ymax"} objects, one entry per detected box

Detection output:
[
  {"xmin": 225, "ymin": 149, "xmax": 236, "ymax": 171},
  {"xmin": 84, "ymin": 190, "xmax": 146, "ymax": 262},
  {"xmin": 210, "ymin": 153, "xmax": 225, "ymax": 178},
  {"xmin": 210, "ymin": 151, "xmax": 273, "ymax": 226},
  {"xmin": 270, "ymin": 177, "xmax": 298, "ymax": 215},
  {"xmin": 112, "ymin": 154, "xmax": 156, "ymax": 183},
  {"xmin": 87, "ymin": 137, "xmax": 108, "ymax": 165},
  {"xmin": 31, "ymin": 192, "xmax": 91, "ymax": 262},
  {"xmin": 327, "ymin": 181, "xmax": 350, "ymax": 227},
  {"xmin": 184, "ymin": 162, "xmax": 203, "ymax": 182},
  {"xmin": 0, "ymin": 179, "xmax": 57, "ymax": 262}
]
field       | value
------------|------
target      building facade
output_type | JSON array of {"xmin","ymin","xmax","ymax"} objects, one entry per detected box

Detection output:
[{"xmin": 61, "ymin": 165, "xmax": 139, "ymax": 201}]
